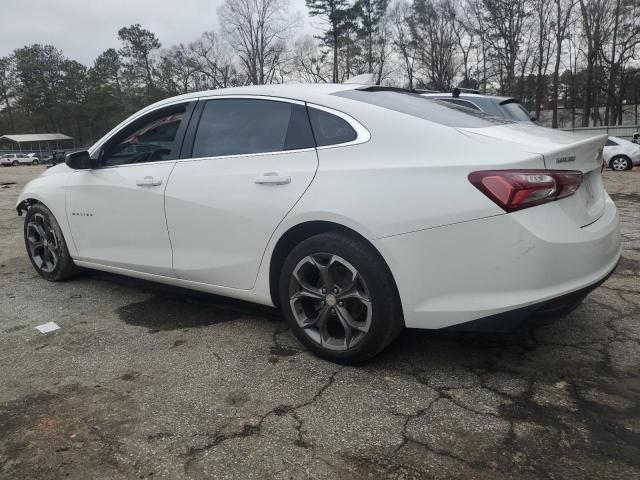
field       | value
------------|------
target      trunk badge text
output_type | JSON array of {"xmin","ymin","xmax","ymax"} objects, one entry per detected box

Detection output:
[{"xmin": 556, "ymin": 156, "xmax": 576, "ymax": 164}]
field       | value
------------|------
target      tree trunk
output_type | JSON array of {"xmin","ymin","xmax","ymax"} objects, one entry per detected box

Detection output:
[{"xmin": 333, "ymin": 35, "xmax": 339, "ymax": 83}]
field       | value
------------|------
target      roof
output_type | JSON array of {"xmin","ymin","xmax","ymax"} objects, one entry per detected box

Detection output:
[
  {"xmin": 0, "ymin": 133, "xmax": 73, "ymax": 143},
  {"xmin": 143, "ymin": 83, "xmax": 361, "ymax": 112}
]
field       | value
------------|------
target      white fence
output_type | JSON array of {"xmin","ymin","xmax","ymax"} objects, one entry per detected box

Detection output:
[{"xmin": 561, "ymin": 125, "xmax": 639, "ymax": 140}]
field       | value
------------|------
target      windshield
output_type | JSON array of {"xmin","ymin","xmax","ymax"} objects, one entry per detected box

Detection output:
[
  {"xmin": 499, "ymin": 100, "xmax": 532, "ymax": 122},
  {"xmin": 334, "ymin": 88, "xmax": 510, "ymax": 128}
]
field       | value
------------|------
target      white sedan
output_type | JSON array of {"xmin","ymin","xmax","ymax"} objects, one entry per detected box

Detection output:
[
  {"xmin": 15, "ymin": 84, "xmax": 621, "ymax": 363},
  {"xmin": 603, "ymin": 136, "xmax": 640, "ymax": 171}
]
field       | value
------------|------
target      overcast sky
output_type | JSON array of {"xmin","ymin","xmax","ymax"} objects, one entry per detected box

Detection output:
[{"xmin": 0, "ymin": 0, "xmax": 315, "ymax": 65}]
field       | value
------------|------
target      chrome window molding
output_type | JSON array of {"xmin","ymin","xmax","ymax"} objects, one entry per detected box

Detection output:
[{"xmin": 177, "ymin": 147, "xmax": 318, "ymax": 165}]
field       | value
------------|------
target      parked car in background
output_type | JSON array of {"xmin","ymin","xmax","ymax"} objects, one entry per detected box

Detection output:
[
  {"xmin": 603, "ymin": 136, "xmax": 639, "ymax": 171},
  {"xmin": 16, "ymin": 84, "xmax": 620, "ymax": 363},
  {"xmin": 43, "ymin": 151, "xmax": 66, "ymax": 167},
  {"xmin": 1, "ymin": 153, "xmax": 40, "ymax": 166},
  {"xmin": 422, "ymin": 89, "xmax": 535, "ymax": 123}
]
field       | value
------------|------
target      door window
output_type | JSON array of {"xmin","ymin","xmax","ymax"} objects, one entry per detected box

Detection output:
[
  {"xmin": 100, "ymin": 104, "xmax": 187, "ymax": 167},
  {"xmin": 192, "ymin": 99, "xmax": 315, "ymax": 158}
]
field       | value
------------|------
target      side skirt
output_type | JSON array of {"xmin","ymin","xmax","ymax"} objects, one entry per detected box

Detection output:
[{"xmin": 73, "ymin": 260, "xmax": 275, "ymax": 307}]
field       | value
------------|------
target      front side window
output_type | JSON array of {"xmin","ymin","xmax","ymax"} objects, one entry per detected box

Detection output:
[
  {"xmin": 100, "ymin": 105, "xmax": 186, "ymax": 167},
  {"xmin": 192, "ymin": 99, "xmax": 315, "ymax": 158}
]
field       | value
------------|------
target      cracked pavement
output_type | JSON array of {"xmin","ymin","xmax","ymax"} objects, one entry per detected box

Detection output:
[{"xmin": 1, "ymin": 166, "xmax": 639, "ymax": 479}]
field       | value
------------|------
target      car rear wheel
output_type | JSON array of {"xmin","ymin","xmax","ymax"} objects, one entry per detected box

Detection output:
[
  {"xmin": 12, "ymin": 160, "xmax": 19, "ymax": 166},
  {"xmin": 24, "ymin": 203, "xmax": 79, "ymax": 281},
  {"xmin": 32, "ymin": 159, "xmax": 39, "ymax": 165},
  {"xmin": 279, "ymin": 232, "xmax": 403, "ymax": 364},
  {"xmin": 610, "ymin": 155, "xmax": 632, "ymax": 171}
]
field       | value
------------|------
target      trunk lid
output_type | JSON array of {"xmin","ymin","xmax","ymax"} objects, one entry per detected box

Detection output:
[{"xmin": 458, "ymin": 124, "xmax": 607, "ymax": 227}]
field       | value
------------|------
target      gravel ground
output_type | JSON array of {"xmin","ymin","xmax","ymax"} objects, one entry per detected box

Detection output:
[{"xmin": 0, "ymin": 166, "xmax": 639, "ymax": 480}]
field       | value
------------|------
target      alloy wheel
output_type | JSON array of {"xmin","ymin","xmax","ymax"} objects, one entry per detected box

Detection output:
[
  {"xmin": 288, "ymin": 253, "xmax": 372, "ymax": 351},
  {"xmin": 611, "ymin": 158, "xmax": 629, "ymax": 171},
  {"xmin": 26, "ymin": 212, "xmax": 59, "ymax": 273}
]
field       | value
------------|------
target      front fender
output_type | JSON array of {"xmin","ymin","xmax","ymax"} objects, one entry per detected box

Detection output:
[{"xmin": 15, "ymin": 166, "xmax": 78, "ymax": 257}]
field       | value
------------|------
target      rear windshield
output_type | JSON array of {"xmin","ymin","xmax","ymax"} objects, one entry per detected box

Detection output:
[{"xmin": 333, "ymin": 88, "xmax": 510, "ymax": 128}]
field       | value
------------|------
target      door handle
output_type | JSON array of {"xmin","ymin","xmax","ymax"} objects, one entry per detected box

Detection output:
[
  {"xmin": 136, "ymin": 176, "xmax": 162, "ymax": 187},
  {"xmin": 254, "ymin": 172, "xmax": 291, "ymax": 185}
]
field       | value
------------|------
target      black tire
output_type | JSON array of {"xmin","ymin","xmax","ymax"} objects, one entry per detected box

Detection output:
[
  {"xmin": 32, "ymin": 159, "xmax": 39, "ymax": 165},
  {"xmin": 12, "ymin": 160, "xmax": 19, "ymax": 166},
  {"xmin": 24, "ymin": 203, "xmax": 79, "ymax": 281},
  {"xmin": 278, "ymin": 232, "xmax": 403, "ymax": 364},
  {"xmin": 609, "ymin": 155, "xmax": 632, "ymax": 171}
]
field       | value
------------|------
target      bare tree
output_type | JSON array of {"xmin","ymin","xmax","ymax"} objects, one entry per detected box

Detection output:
[
  {"xmin": 533, "ymin": 0, "xmax": 554, "ymax": 119},
  {"xmin": 189, "ymin": 31, "xmax": 241, "ymax": 88},
  {"xmin": 600, "ymin": 0, "xmax": 640, "ymax": 125},
  {"xmin": 578, "ymin": 0, "xmax": 611, "ymax": 126},
  {"xmin": 453, "ymin": 5, "xmax": 477, "ymax": 87},
  {"xmin": 481, "ymin": 0, "xmax": 531, "ymax": 95},
  {"xmin": 389, "ymin": 0, "xmax": 418, "ymax": 88},
  {"xmin": 551, "ymin": 0, "xmax": 577, "ymax": 128},
  {"xmin": 218, "ymin": 0, "xmax": 299, "ymax": 85},
  {"xmin": 291, "ymin": 35, "xmax": 331, "ymax": 82},
  {"xmin": 412, "ymin": 0, "xmax": 460, "ymax": 91}
]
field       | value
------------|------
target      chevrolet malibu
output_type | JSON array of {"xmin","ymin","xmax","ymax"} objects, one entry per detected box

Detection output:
[{"xmin": 16, "ymin": 84, "xmax": 621, "ymax": 363}]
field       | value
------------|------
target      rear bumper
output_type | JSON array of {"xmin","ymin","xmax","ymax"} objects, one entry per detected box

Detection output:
[
  {"xmin": 443, "ymin": 258, "xmax": 618, "ymax": 332},
  {"xmin": 375, "ymin": 195, "xmax": 621, "ymax": 330}
]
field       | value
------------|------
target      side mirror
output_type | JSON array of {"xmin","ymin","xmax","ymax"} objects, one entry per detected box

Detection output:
[{"xmin": 65, "ymin": 151, "xmax": 97, "ymax": 170}]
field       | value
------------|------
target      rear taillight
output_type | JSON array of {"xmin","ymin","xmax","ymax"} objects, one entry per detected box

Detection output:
[{"xmin": 468, "ymin": 169, "xmax": 582, "ymax": 212}]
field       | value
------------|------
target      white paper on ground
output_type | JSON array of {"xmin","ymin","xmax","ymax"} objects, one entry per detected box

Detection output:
[{"xmin": 35, "ymin": 322, "xmax": 61, "ymax": 334}]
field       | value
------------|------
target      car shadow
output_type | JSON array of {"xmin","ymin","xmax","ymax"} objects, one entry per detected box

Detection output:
[{"xmin": 83, "ymin": 270, "xmax": 281, "ymax": 332}]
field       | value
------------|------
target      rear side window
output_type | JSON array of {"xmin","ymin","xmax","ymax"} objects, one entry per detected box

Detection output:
[
  {"xmin": 307, "ymin": 107, "xmax": 357, "ymax": 147},
  {"xmin": 438, "ymin": 98, "xmax": 482, "ymax": 111},
  {"xmin": 334, "ymin": 88, "xmax": 509, "ymax": 128},
  {"xmin": 192, "ymin": 99, "xmax": 315, "ymax": 158},
  {"xmin": 606, "ymin": 139, "xmax": 617, "ymax": 146},
  {"xmin": 499, "ymin": 100, "xmax": 532, "ymax": 122}
]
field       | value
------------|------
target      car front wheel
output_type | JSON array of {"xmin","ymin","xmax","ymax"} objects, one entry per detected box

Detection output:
[
  {"xmin": 279, "ymin": 232, "xmax": 403, "ymax": 364},
  {"xmin": 610, "ymin": 156, "xmax": 632, "ymax": 171},
  {"xmin": 12, "ymin": 160, "xmax": 19, "ymax": 166},
  {"xmin": 24, "ymin": 203, "xmax": 79, "ymax": 281},
  {"xmin": 32, "ymin": 159, "xmax": 39, "ymax": 165}
]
